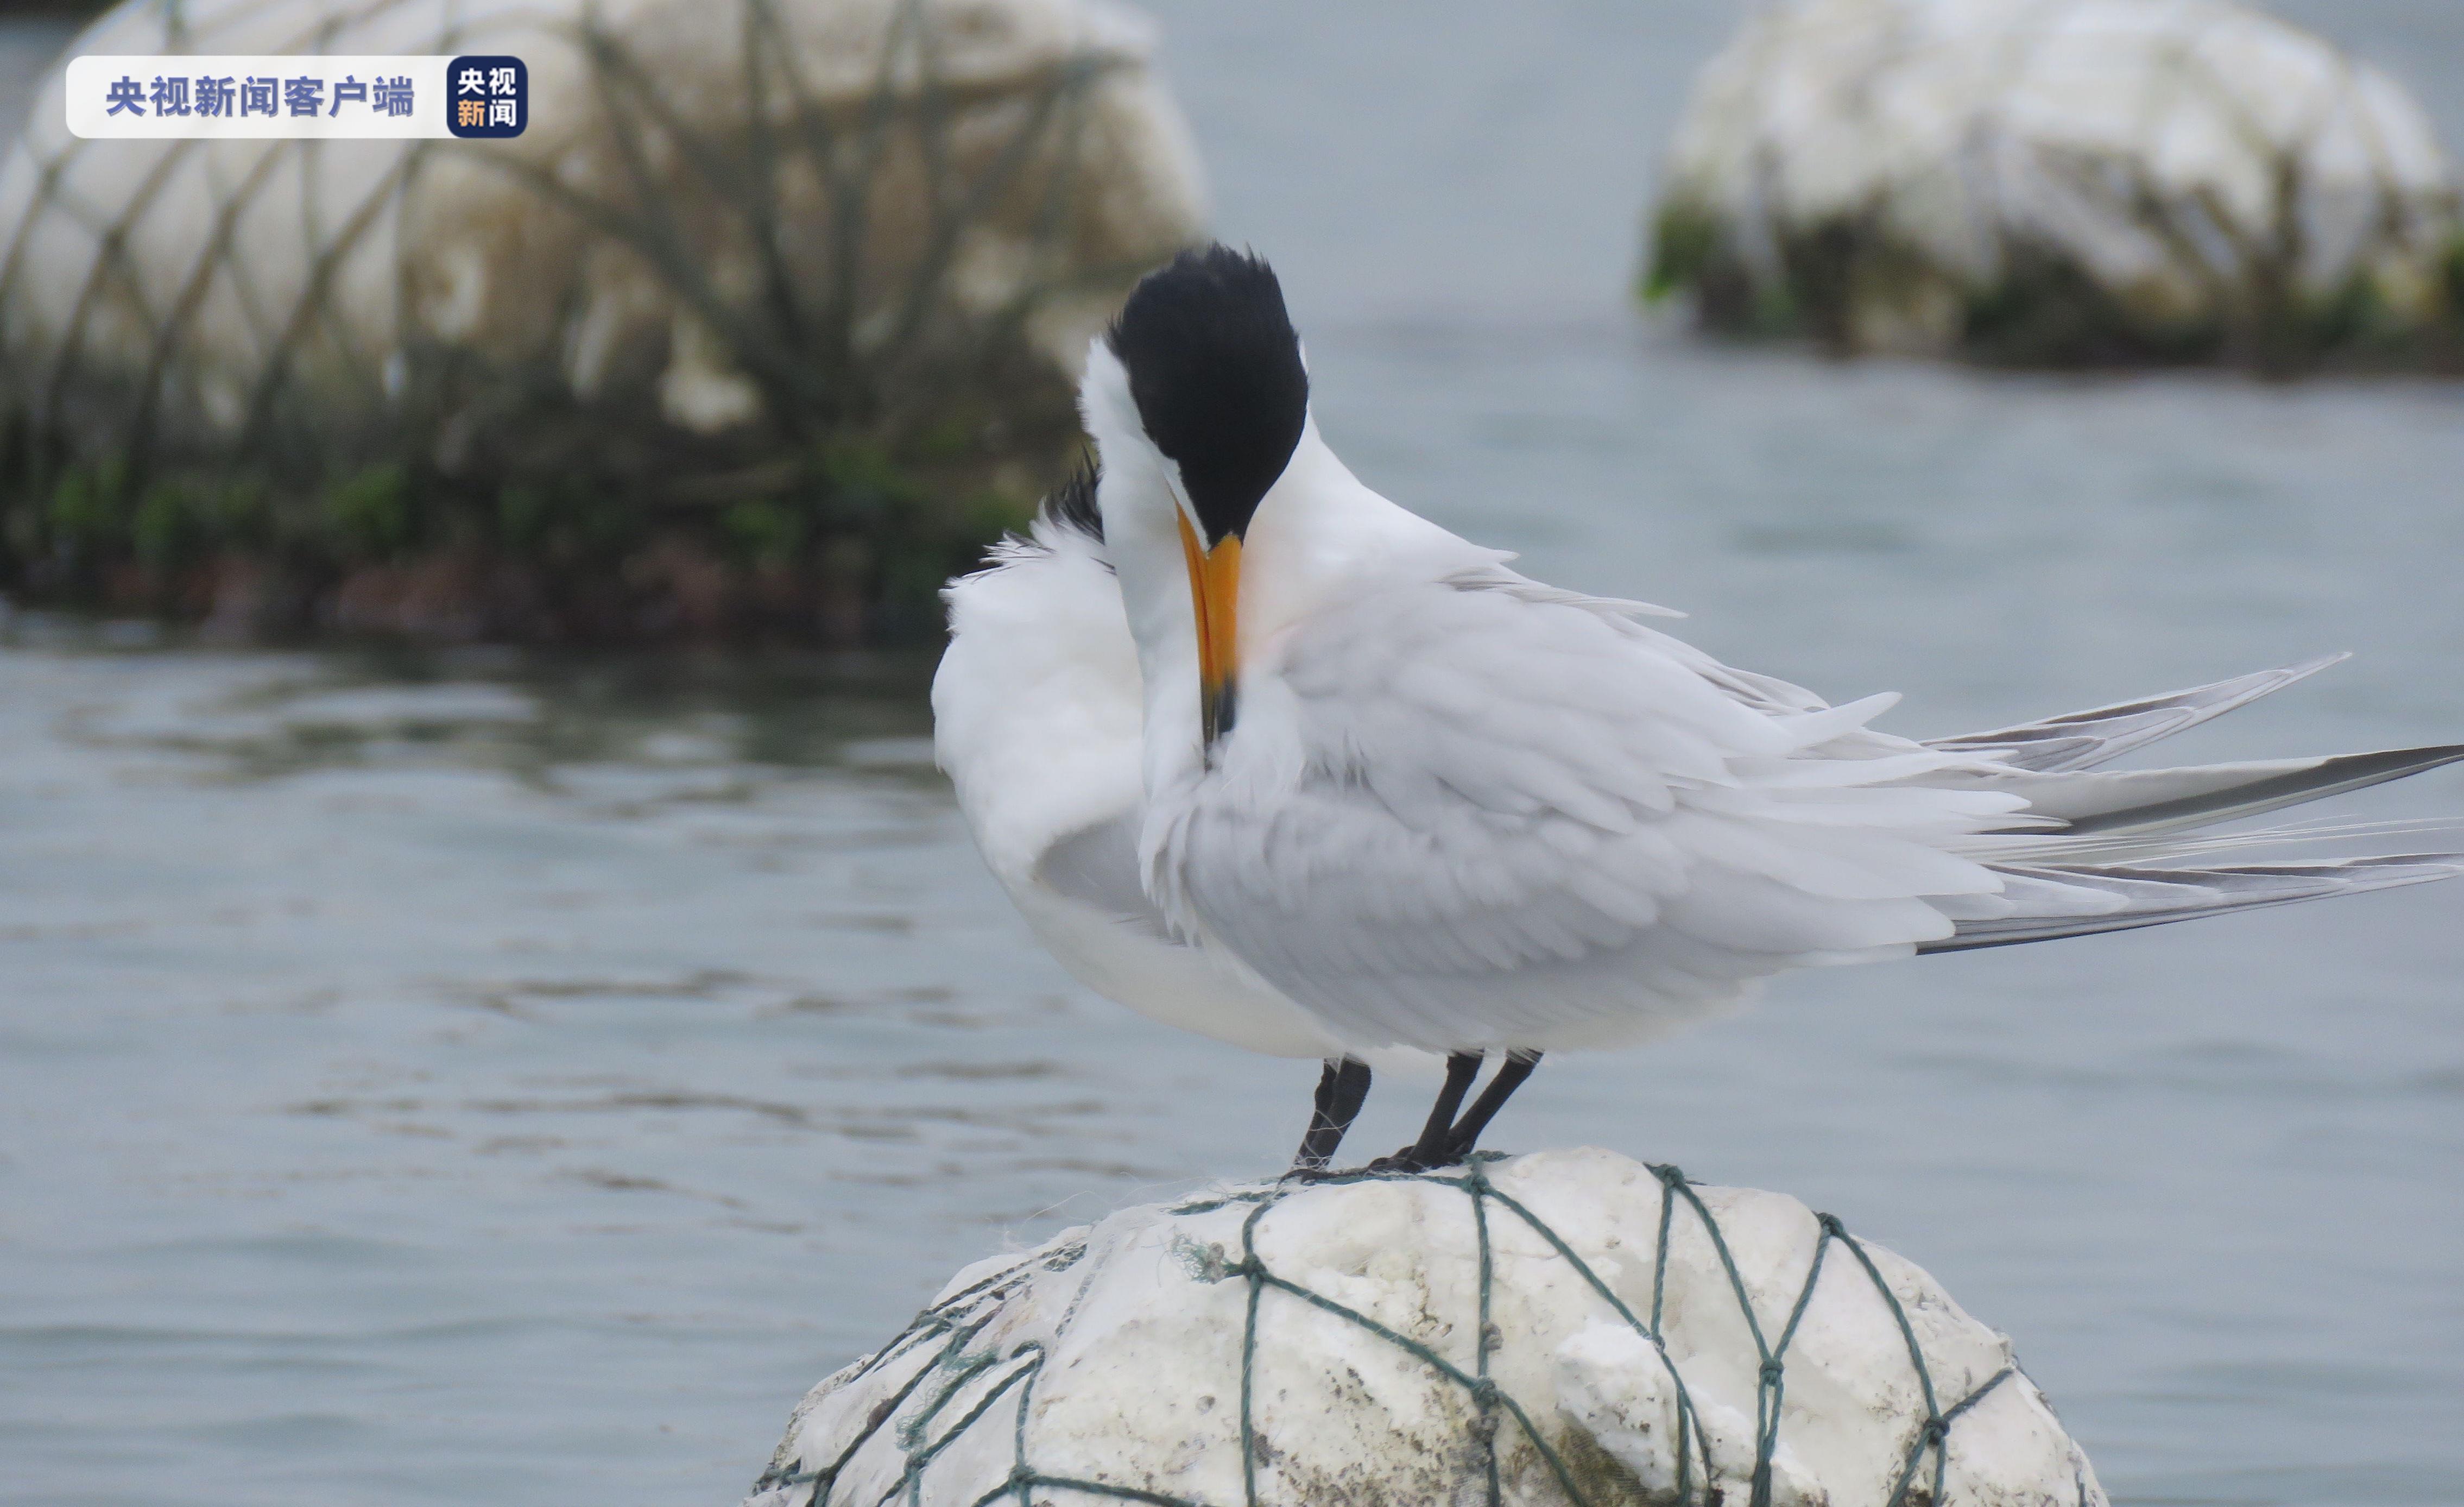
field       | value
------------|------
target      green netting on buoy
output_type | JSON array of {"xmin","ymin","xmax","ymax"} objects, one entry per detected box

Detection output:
[{"xmin": 754, "ymin": 1157, "xmax": 2093, "ymax": 1507}]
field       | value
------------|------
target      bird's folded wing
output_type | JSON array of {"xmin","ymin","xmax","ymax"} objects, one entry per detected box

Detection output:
[
  {"xmin": 1038, "ymin": 810, "xmax": 1177, "ymax": 940},
  {"xmin": 1158, "ymin": 576, "xmax": 2021, "ymax": 1051}
]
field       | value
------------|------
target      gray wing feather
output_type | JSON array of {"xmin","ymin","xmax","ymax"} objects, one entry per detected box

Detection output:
[
  {"xmin": 1035, "ymin": 812, "xmax": 1176, "ymax": 941},
  {"xmin": 1921, "ymin": 854, "xmax": 2464, "ymax": 951},
  {"xmin": 1951, "ymin": 744, "xmax": 2464, "ymax": 841},
  {"xmin": 1924, "ymin": 655, "xmax": 2347, "ymax": 772}
]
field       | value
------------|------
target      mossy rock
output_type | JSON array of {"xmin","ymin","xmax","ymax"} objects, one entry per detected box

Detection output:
[
  {"xmin": 0, "ymin": 0, "xmax": 1206, "ymax": 640},
  {"xmin": 1642, "ymin": 0, "xmax": 2464, "ymax": 374}
]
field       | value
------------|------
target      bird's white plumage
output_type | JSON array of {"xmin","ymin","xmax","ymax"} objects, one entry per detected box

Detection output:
[
  {"xmin": 933, "ymin": 508, "xmax": 1355, "ymax": 1058},
  {"xmin": 934, "ymin": 306, "xmax": 2459, "ymax": 1071},
  {"xmin": 1137, "ymin": 524, "xmax": 2040, "ymax": 1051},
  {"xmin": 1075, "ymin": 346, "xmax": 2021, "ymax": 1051},
  {"xmin": 1064, "ymin": 334, "xmax": 2461, "ymax": 1057}
]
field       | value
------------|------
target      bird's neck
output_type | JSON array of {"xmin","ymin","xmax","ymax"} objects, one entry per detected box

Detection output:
[
  {"xmin": 1094, "ymin": 446, "xmax": 1211, "ymax": 789},
  {"xmin": 1098, "ymin": 418, "xmax": 1498, "ymax": 797},
  {"xmin": 1239, "ymin": 422, "xmax": 1489, "ymax": 652}
]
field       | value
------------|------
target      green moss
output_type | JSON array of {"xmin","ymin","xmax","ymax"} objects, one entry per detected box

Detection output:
[
  {"xmin": 816, "ymin": 439, "xmax": 927, "ymax": 527},
  {"xmin": 722, "ymin": 497, "xmax": 808, "ymax": 564},
  {"xmin": 0, "ymin": 203, "xmax": 1094, "ymax": 642},
  {"xmin": 495, "ymin": 483, "xmax": 551, "ymax": 550},
  {"xmin": 212, "ymin": 478, "xmax": 270, "ymax": 544},
  {"xmin": 323, "ymin": 463, "xmax": 415, "ymax": 559},
  {"xmin": 132, "ymin": 480, "xmax": 200, "ymax": 566},
  {"xmin": 1647, "ymin": 203, "xmax": 2464, "ymax": 374},
  {"xmin": 47, "ymin": 460, "xmax": 130, "ymax": 548},
  {"xmin": 1958, "ymin": 248, "xmax": 2220, "ymax": 367},
  {"xmin": 0, "ymin": 350, "xmax": 1085, "ymax": 643},
  {"xmin": 1640, "ymin": 199, "xmax": 1721, "ymax": 305},
  {"xmin": 912, "ymin": 413, "xmax": 980, "ymax": 462}
]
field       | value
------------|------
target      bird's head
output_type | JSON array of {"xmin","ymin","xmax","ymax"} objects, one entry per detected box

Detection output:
[{"xmin": 1081, "ymin": 244, "xmax": 1309, "ymax": 751}]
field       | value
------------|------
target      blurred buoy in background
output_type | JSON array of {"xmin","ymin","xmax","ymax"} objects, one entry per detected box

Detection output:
[
  {"xmin": 1644, "ymin": 0, "xmax": 2463, "ymax": 374},
  {"xmin": 747, "ymin": 1149, "xmax": 2105, "ymax": 1507},
  {"xmin": 0, "ymin": 0, "xmax": 1204, "ymax": 640}
]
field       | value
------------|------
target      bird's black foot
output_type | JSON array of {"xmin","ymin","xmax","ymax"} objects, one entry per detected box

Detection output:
[
  {"xmin": 1361, "ymin": 1050, "xmax": 1546, "ymax": 1175},
  {"xmin": 1361, "ymin": 1141, "xmax": 1464, "ymax": 1175},
  {"xmin": 1347, "ymin": 1052, "xmax": 1483, "ymax": 1174},
  {"xmin": 1278, "ymin": 1162, "xmax": 1348, "ymax": 1183},
  {"xmin": 1441, "ymin": 1049, "xmax": 1540, "ymax": 1161},
  {"xmin": 1284, "ymin": 1143, "xmax": 1452, "ymax": 1180},
  {"xmin": 1279, "ymin": 1051, "xmax": 1545, "ymax": 1181}
]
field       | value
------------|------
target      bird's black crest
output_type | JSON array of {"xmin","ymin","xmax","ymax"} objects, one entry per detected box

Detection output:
[
  {"xmin": 1040, "ymin": 456, "xmax": 1104, "ymax": 544},
  {"xmin": 1105, "ymin": 245, "xmax": 1307, "ymax": 546}
]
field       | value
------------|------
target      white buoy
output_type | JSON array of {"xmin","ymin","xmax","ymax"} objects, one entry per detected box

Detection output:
[
  {"xmin": 1646, "ymin": 0, "xmax": 2462, "ymax": 370},
  {"xmin": 749, "ymin": 1147, "xmax": 2105, "ymax": 1507}
]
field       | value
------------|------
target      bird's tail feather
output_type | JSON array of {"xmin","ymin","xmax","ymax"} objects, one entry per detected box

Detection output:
[
  {"xmin": 1906, "ymin": 654, "xmax": 2463, "ymax": 949},
  {"xmin": 1924, "ymin": 748, "xmax": 2464, "ymax": 946},
  {"xmin": 1921, "ymin": 854, "xmax": 2464, "ymax": 953},
  {"xmin": 2002, "ymin": 814, "xmax": 2464, "ymax": 867},
  {"xmin": 1947, "ymin": 743, "xmax": 2464, "ymax": 848}
]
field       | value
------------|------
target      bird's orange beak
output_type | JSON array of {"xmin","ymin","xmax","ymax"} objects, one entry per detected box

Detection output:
[{"xmin": 1176, "ymin": 510, "xmax": 1242, "ymax": 748}]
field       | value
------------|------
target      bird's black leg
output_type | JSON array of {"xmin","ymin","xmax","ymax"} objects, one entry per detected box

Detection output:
[
  {"xmin": 1288, "ymin": 1056, "xmax": 1374, "ymax": 1172},
  {"xmin": 1443, "ymin": 1049, "xmax": 1541, "ymax": 1159},
  {"xmin": 1369, "ymin": 1051, "xmax": 1483, "ymax": 1172},
  {"xmin": 1292, "ymin": 1058, "xmax": 1340, "ymax": 1166}
]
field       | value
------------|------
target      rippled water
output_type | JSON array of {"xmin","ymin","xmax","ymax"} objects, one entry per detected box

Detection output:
[{"xmin": 5, "ymin": 4, "xmax": 2462, "ymax": 1504}]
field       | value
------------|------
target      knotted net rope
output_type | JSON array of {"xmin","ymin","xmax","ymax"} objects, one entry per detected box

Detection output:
[{"xmin": 754, "ymin": 1157, "xmax": 2096, "ymax": 1507}]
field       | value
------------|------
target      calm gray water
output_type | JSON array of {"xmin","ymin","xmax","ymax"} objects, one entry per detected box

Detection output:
[{"xmin": 4, "ymin": 4, "xmax": 2462, "ymax": 1504}]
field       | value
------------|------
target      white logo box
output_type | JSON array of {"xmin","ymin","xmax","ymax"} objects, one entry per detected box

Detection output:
[{"xmin": 65, "ymin": 56, "xmax": 466, "ymax": 140}]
